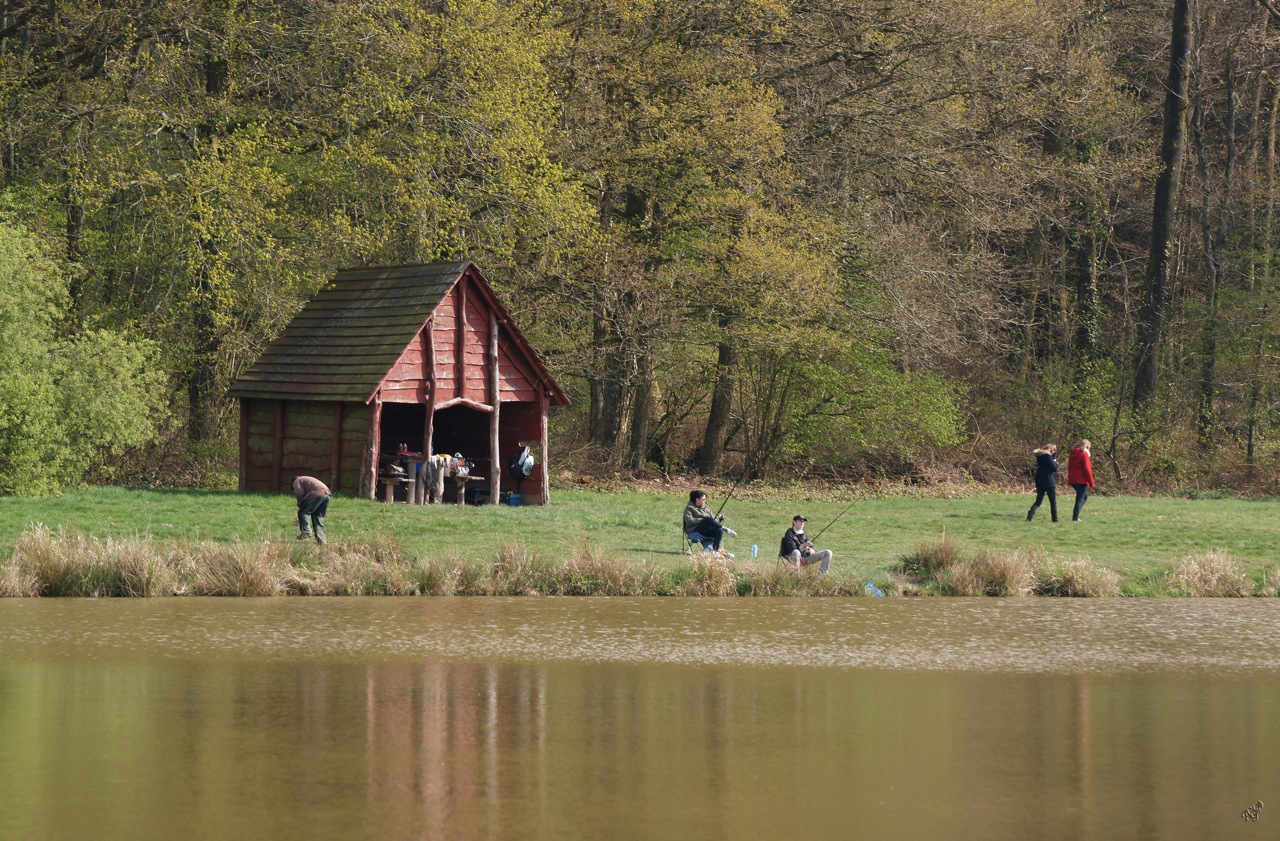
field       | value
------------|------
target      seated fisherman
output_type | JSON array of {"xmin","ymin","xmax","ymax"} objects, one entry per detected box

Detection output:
[
  {"xmin": 779, "ymin": 515, "xmax": 832, "ymax": 574},
  {"xmin": 682, "ymin": 489, "xmax": 735, "ymax": 557}
]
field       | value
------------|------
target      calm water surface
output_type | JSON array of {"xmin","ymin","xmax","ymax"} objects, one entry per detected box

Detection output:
[{"xmin": 1, "ymin": 597, "xmax": 1277, "ymax": 840}]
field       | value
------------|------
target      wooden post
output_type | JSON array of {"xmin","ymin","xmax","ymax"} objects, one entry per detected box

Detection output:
[
  {"xmin": 361, "ymin": 393, "xmax": 383, "ymax": 500},
  {"xmin": 489, "ymin": 312, "xmax": 500, "ymax": 505},
  {"xmin": 423, "ymin": 319, "xmax": 437, "ymax": 502},
  {"xmin": 540, "ymin": 388, "xmax": 550, "ymax": 504},
  {"xmin": 273, "ymin": 400, "xmax": 285, "ymax": 493}
]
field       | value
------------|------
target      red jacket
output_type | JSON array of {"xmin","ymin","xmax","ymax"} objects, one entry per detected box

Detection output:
[{"xmin": 1067, "ymin": 448, "xmax": 1094, "ymax": 487}]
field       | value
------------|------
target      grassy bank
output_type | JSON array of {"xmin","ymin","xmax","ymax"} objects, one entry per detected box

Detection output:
[{"xmin": 0, "ymin": 485, "xmax": 1277, "ymax": 595}]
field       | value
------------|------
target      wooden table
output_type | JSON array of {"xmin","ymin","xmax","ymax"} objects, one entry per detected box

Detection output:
[
  {"xmin": 382, "ymin": 454, "xmax": 428, "ymax": 504},
  {"xmin": 453, "ymin": 475, "xmax": 485, "ymax": 505}
]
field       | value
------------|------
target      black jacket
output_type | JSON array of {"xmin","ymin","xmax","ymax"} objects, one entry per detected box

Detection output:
[
  {"xmin": 780, "ymin": 527, "xmax": 810, "ymax": 558},
  {"xmin": 1034, "ymin": 452, "xmax": 1058, "ymax": 491}
]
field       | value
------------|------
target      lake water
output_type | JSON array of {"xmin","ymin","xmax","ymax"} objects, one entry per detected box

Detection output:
[{"xmin": 1, "ymin": 597, "xmax": 1277, "ymax": 840}]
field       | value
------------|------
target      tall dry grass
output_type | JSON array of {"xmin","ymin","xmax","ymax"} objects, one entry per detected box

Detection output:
[
  {"xmin": 0, "ymin": 527, "xmax": 879, "ymax": 598},
  {"xmin": 1033, "ymin": 558, "xmax": 1122, "ymax": 597},
  {"xmin": 903, "ymin": 538, "xmax": 1121, "ymax": 597},
  {"xmin": 898, "ymin": 536, "xmax": 963, "ymax": 580},
  {"xmin": 0, "ymin": 527, "xmax": 1265, "ymax": 598},
  {"xmin": 935, "ymin": 549, "xmax": 1036, "ymax": 596},
  {"xmin": 1166, "ymin": 551, "xmax": 1251, "ymax": 597}
]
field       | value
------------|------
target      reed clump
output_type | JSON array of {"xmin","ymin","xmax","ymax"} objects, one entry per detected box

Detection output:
[
  {"xmin": 933, "ymin": 549, "xmax": 1036, "ymax": 596},
  {"xmin": 1033, "ymin": 557, "xmax": 1122, "ymax": 597},
  {"xmin": 10, "ymin": 526, "xmax": 179, "ymax": 597},
  {"xmin": 898, "ymin": 536, "xmax": 962, "ymax": 580},
  {"xmin": 1260, "ymin": 567, "xmax": 1280, "ymax": 597},
  {"xmin": 187, "ymin": 542, "xmax": 288, "ymax": 596},
  {"xmin": 1166, "ymin": 551, "xmax": 1250, "ymax": 597}
]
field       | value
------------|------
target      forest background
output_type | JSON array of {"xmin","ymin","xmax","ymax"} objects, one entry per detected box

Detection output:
[{"xmin": 0, "ymin": 0, "xmax": 1276, "ymax": 496}]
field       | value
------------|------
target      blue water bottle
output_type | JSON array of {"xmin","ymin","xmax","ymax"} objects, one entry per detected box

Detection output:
[{"xmin": 751, "ymin": 543, "xmax": 758, "ymax": 559}]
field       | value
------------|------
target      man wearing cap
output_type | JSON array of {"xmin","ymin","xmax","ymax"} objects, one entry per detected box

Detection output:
[{"xmin": 779, "ymin": 515, "xmax": 832, "ymax": 573}]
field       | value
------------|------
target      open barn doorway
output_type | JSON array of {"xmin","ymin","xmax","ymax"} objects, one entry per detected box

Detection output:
[
  {"xmin": 431, "ymin": 405, "xmax": 491, "ymax": 502},
  {"xmin": 378, "ymin": 402, "xmax": 426, "ymax": 501}
]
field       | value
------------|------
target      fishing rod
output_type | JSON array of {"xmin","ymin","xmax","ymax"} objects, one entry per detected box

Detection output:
[
  {"xmin": 809, "ymin": 497, "xmax": 858, "ymax": 542},
  {"xmin": 713, "ymin": 461, "xmax": 751, "ymax": 518}
]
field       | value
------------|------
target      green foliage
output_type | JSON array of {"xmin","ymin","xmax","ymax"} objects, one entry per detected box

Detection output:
[{"xmin": 0, "ymin": 220, "xmax": 166, "ymax": 495}]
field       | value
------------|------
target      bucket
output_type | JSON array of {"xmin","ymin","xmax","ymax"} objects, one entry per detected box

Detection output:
[{"xmin": 507, "ymin": 493, "xmax": 522, "ymax": 507}]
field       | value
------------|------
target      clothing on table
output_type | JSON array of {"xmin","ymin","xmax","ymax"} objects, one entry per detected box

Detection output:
[
  {"xmin": 779, "ymin": 526, "xmax": 832, "ymax": 574},
  {"xmin": 683, "ymin": 501, "xmax": 724, "ymax": 551},
  {"xmin": 1028, "ymin": 450, "xmax": 1059, "ymax": 522},
  {"xmin": 292, "ymin": 475, "xmax": 331, "ymax": 544}
]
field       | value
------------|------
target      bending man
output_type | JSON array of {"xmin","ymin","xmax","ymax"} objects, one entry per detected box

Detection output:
[
  {"xmin": 780, "ymin": 515, "xmax": 832, "ymax": 574},
  {"xmin": 292, "ymin": 475, "xmax": 331, "ymax": 545}
]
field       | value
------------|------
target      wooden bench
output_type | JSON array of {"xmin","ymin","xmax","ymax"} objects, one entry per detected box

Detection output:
[{"xmin": 379, "ymin": 476, "xmax": 409, "ymax": 503}]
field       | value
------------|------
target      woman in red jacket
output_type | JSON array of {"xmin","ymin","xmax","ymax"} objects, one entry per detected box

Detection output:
[{"xmin": 1066, "ymin": 439, "xmax": 1095, "ymax": 521}]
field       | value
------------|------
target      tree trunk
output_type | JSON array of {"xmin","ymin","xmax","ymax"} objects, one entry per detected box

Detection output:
[
  {"xmin": 1193, "ymin": 50, "xmax": 1234, "ymax": 444},
  {"xmin": 588, "ymin": 302, "xmax": 625, "ymax": 450},
  {"xmin": 628, "ymin": 339, "xmax": 653, "ymax": 472},
  {"xmin": 1133, "ymin": 0, "xmax": 1192, "ymax": 406},
  {"xmin": 1246, "ymin": 79, "xmax": 1279, "ymax": 468},
  {"xmin": 699, "ymin": 333, "xmax": 737, "ymax": 475},
  {"xmin": 187, "ymin": 256, "xmax": 221, "ymax": 442},
  {"xmin": 1068, "ymin": 219, "xmax": 1099, "ymax": 432}
]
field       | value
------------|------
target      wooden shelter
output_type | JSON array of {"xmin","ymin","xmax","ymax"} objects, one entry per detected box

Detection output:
[{"xmin": 228, "ymin": 261, "xmax": 568, "ymax": 503}]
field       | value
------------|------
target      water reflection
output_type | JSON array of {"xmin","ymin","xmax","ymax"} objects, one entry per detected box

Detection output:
[{"xmin": 1, "ymin": 598, "xmax": 1278, "ymax": 840}]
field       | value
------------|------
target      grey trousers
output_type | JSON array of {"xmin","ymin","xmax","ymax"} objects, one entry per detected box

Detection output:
[{"xmin": 786, "ymin": 548, "xmax": 832, "ymax": 574}]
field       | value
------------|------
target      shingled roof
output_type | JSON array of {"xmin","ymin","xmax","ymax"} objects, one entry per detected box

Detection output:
[{"xmin": 228, "ymin": 261, "xmax": 563, "ymax": 404}]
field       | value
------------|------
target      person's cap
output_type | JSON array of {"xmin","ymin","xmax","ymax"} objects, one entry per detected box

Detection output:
[{"xmin": 792, "ymin": 514, "xmax": 806, "ymax": 521}]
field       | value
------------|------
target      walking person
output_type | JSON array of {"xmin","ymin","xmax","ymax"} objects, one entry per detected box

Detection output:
[
  {"xmin": 1067, "ymin": 439, "xmax": 1095, "ymax": 521},
  {"xmin": 1026, "ymin": 444, "xmax": 1059, "ymax": 522},
  {"xmin": 779, "ymin": 515, "xmax": 832, "ymax": 574},
  {"xmin": 292, "ymin": 475, "xmax": 331, "ymax": 544},
  {"xmin": 683, "ymin": 489, "xmax": 735, "ymax": 557}
]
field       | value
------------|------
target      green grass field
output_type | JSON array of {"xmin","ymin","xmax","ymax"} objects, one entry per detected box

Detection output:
[{"xmin": 1, "ymin": 485, "xmax": 1277, "ymax": 586}]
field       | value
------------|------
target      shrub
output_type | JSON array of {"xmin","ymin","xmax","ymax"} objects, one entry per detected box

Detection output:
[{"xmin": 0, "ymin": 220, "xmax": 166, "ymax": 496}]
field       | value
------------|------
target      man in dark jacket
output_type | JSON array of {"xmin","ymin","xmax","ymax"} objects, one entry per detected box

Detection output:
[
  {"xmin": 779, "ymin": 515, "xmax": 832, "ymax": 573},
  {"xmin": 292, "ymin": 475, "xmax": 331, "ymax": 544}
]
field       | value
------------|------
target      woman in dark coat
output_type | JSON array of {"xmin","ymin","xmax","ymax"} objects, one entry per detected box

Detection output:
[{"xmin": 1026, "ymin": 444, "xmax": 1059, "ymax": 522}]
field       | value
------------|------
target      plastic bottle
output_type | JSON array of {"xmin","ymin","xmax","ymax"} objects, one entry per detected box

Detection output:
[{"xmin": 751, "ymin": 543, "xmax": 758, "ymax": 559}]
